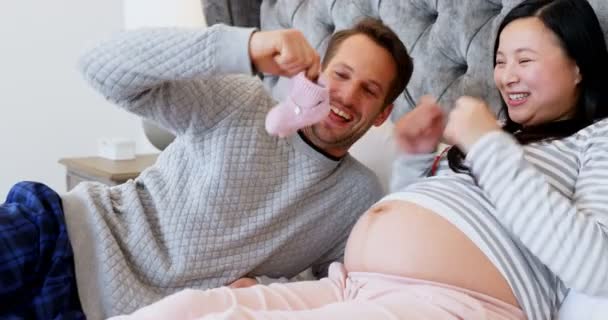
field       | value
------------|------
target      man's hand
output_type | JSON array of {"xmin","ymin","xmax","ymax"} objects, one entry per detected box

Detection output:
[
  {"xmin": 394, "ymin": 95, "xmax": 445, "ymax": 154},
  {"xmin": 229, "ymin": 277, "xmax": 258, "ymax": 289},
  {"xmin": 443, "ymin": 96, "xmax": 501, "ymax": 153},
  {"xmin": 249, "ymin": 29, "xmax": 321, "ymax": 80}
]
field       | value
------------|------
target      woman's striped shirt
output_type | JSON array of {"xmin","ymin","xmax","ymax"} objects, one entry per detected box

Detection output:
[{"xmin": 387, "ymin": 118, "xmax": 608, "ymax": 320}]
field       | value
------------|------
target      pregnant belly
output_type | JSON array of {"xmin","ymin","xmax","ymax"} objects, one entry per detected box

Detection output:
[{"xmin": 344, "ymin": 200, "xmax": 519, "ymax": 307}]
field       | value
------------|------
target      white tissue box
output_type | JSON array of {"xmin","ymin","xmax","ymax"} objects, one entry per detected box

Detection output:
[{"xmin": 98, "ymin": 138, "xmax": 136, "ymax": 160}]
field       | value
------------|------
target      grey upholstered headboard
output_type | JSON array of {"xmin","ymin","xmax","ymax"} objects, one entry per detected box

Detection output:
[{"xmin": 202, "ymin": 0, "xmax": 608, "ymax": 121}]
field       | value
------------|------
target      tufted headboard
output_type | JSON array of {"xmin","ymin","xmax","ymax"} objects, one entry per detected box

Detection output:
[{"xmin": 203, "ymin": 0, "xmax": 608, "ymax": 121}]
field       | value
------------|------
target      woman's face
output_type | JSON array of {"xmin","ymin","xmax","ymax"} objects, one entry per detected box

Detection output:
[{"xmin": 494, "ymin": 17, "xmax": 581, "ymax": 127}]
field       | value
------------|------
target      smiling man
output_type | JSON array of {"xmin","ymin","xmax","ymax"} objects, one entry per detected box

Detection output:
[
  {"xmin": 0, "ymin": 18, "xmax": 412, "ymax": 319},
  {"xmin": 303, "ymin": 25, "xmax": 410, "ymax": 157}
]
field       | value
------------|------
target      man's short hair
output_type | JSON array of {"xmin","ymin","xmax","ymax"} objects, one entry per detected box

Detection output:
[{"xmin": 322, "ymin": 18, "xmax": 413, "ymax": 108}]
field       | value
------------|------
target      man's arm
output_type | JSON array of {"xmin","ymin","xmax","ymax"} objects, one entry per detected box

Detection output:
[{"xmin": 79, "ymin": 24, "xmax": 320, "ymax": 136}]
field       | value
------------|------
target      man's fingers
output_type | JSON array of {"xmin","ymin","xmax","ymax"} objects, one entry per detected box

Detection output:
[
  {"xmin": 250, "ymin": 29, "xmax": 321, "ymax": 77},
  {"xmin": 274, "ymin": 40, "xmax": 309, "ymax": 66},
  {"xmin": 274, "ymin": 58, "xmax": 305, "ymax": 77},
  {"xmin": 305, "ymin": 54, "xmax": 321, "ymax": 81},
  {"xmin": 272, "ymin": 37, "xmax": 319, "ymax": 78},
  {"xmin": 275, "ymin": 59, "xmax": 320, "ymax": 79},
  {"xmin": 274, "ymin": 46, "xmax": 299, "ymax": 66}
]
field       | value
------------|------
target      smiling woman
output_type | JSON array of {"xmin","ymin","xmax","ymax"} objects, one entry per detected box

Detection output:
[
  {"xmin": 447, "ymin": 0, "xmax": 608, "ymax": 173},
  {"xmin": 494, "ymin": 18, "xmax": 581, "ymax": 126}
]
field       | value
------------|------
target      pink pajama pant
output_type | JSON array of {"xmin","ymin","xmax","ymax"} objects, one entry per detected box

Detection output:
[{"xmin": 110, "ymin": 263, "xmax": 525, "ymax": 320}]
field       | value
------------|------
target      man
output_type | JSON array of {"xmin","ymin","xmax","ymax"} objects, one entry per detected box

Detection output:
[{"xmin": 0, "ymin": 18, "xmax": 413, "ymax": 319}]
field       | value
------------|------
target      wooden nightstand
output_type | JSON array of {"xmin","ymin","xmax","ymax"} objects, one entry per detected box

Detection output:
[{"xmin": 58, "ymin": 154, "xmax": 158, "ymax": 191}]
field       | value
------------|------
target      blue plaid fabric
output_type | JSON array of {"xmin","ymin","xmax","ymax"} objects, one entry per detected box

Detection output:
[{"xmin": 0, "ymin": 182, "xmax": 85, "ymax": 320}]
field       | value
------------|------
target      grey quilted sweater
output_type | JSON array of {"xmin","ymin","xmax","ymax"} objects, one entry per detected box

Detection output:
[{"xmin": 62, "ymin": 24, "xmax": 383, "ymax": 319}]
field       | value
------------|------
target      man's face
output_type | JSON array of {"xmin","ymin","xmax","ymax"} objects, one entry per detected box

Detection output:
[{"xmin": 301, "ymin": 34, "xmax": 396, "ymax": 157}]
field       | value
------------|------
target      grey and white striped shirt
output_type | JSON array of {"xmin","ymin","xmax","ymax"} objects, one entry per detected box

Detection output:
[{"xmin": 388, "ymin": 118, "xmax": 608, "ymax": 320}]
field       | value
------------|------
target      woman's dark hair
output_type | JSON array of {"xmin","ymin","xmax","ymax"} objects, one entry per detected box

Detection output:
[{"xmin": 448, "ymin": 0, "xmax": 608, "ymax": 173}]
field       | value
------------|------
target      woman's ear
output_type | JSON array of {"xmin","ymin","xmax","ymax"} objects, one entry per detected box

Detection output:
[{"xmin": 574, "ymin": 65, "xmax": 582, "ymax": 85}]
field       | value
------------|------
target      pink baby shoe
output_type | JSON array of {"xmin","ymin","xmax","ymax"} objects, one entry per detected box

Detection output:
[{"xmin": 265, "ymin": 72, "xmax": 330, "ymax": 137}]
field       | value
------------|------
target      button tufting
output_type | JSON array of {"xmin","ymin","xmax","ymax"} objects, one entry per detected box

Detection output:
[
  {"xmin": 430, "ymin": 12, "xmax": 438, "ymax": 22},
  {"xmin": 460, "ymin": 64, "xmax": 469, "ymax": 74}
]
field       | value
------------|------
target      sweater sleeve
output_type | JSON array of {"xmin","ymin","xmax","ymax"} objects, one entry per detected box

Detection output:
[
  {"xmin": 390, "ymin": 152, "xmax": 436, "ymax": 192},
  {"xmin": 466, "ymin": 129, "xmax": 608, "ymax": 296},
  {"xmin": 78, "ymin": 24, "xmax": 260, "ymax": 136}
]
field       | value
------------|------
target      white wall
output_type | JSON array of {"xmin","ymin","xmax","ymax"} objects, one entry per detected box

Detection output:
[
  {"xmin": 0, "ymin": 0, "xmax": 155, "ymax": 198},
  {"xmin": 124, "ymin": 0, "xmax": 205, "ymax": 29}
]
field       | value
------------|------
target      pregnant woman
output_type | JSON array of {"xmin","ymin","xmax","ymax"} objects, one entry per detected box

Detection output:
[{"xmin": 112, "ymin": 0, "xmax": 608, "ymax": 319}]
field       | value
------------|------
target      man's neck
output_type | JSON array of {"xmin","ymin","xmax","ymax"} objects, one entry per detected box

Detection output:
[{"xmin": 297, "ymin": 131, "xmax": 342, "ymax": 161}]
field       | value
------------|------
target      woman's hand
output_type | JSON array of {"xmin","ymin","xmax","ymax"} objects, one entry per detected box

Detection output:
[
  {"xmin": 443, "ymin": 96, "xmax": 502, "ymax": 153},
  {"xmin": 394, "ymin": 95, "xmax": 445, "ymax": 154},
  {"xmin": 249, "ymin": 29, "xmax": 320, "ymax": 80}
]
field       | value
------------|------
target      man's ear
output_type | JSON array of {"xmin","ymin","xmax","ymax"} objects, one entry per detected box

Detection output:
[{"xmin": 373, "ymin": 103, "xmax": 394, "ymax": 127}]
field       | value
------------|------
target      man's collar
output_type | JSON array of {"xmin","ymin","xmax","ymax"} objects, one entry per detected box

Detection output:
[
  {"xmin": 285, "ymin": 130, "xmax": 343, "ymax": 165},
  {"xmin": 297, "ymin": 131, "xmax": 342, "ymax": 161}
]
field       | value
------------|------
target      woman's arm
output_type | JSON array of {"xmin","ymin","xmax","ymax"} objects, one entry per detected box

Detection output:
[
  {"xmin": 391, "ymin": 96, "xmax": 445, "ymax": 192},
  {"xmin": 467, "ymin": 125, "xmax": 608, "ymax": 296},
  {"xmin": 390, "ymin": 152, "xmax": 436, "ymax": 192}
]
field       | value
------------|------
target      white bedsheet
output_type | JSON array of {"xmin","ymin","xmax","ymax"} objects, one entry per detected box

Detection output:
[{"xmin": 559, "ymin": 291, "xmax": 608, "ymax": 319}]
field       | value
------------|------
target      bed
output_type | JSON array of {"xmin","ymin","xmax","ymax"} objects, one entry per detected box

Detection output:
[{"xmin": 197, "ymin": 1, "xmax": 608, "ymax": 318}]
